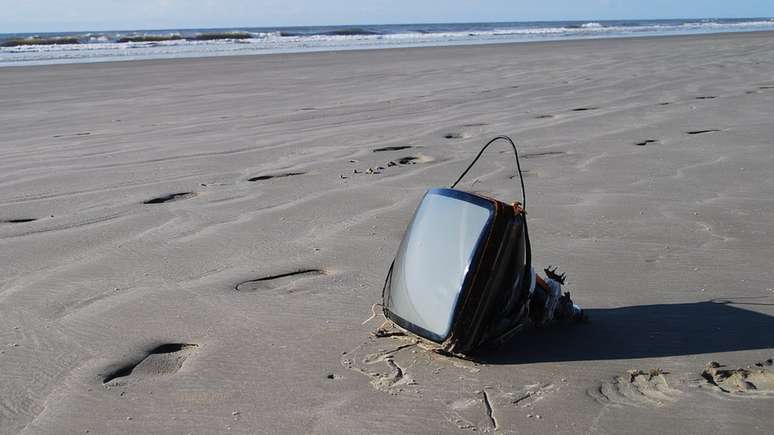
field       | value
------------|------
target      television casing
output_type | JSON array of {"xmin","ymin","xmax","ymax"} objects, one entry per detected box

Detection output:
[{"xmin": 383, "ymin": 188, "xmax": 533, "ymax": 356}]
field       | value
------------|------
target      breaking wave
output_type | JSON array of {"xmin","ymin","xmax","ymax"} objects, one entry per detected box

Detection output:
[{"xmin": 2, "ymin": 18, "xmax": 773, "ymax": 66}]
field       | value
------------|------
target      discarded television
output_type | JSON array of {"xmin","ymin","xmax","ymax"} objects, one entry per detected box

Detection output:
[{"xmin": 381, "ymin": 136, "xmax": 583, "ymax": 356}]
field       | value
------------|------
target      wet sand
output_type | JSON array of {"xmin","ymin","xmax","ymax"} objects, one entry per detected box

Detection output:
[{"xmin": 1, "ymin": 31, "xmax": 774, "ymax": 434}]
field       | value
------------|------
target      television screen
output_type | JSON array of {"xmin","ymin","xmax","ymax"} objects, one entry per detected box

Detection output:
[{"xmin": 385, "ymin": 189, "xmax": 494, "ymax": 341}]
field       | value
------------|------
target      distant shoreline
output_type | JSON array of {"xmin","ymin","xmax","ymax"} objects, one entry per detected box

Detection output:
[
  {"xmin": 2, "ymin": 18, "xmax": 773, "ymax": 67},
  {"xmin": 2, "ymin": 28, "xmax": 773, "ymax": 70},
  {"xmin": 3, "ymin": 17, "xmax": 774, "ymax": 37}
]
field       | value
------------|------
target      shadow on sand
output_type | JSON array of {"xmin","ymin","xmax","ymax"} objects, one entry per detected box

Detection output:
[{"xmin": 478, "ymin": 299, "xmax": 774, "ymax": 364}]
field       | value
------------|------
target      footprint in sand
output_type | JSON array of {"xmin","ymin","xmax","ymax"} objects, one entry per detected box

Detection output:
[
  {"xmin": 445, "ymin": 391, "xmax": 498, "ymax": 432},
  {"xmin": 235, "ymin": 269, "xmax": 326, "ymax": 293},
  {"xmin": 247, "ymin": 172, "xmax": 305, "ymax": 182},
  {"xmin": 143, "ymin": 192, "xmax": 196, "ymax": 204},
  {"xmin": 53, "ymin": 132, "xmax": 91, "ymax": 138},
  {"xmin": 521, "ymin": 150, "xmax": 566, "ymax": 159},
  {"xmin": 700, "ymin": 359, "xmax": 774, "ymax": 396},
  {"xmin": 382, "ymin": 154, "xmax": 435, "ymax": 169},
  {"xmin": 445, "ymin": 383, "xmax": 557, "ymax": 432},
  {"xmin": 343, "ymin": 328, "xmax": 553, "ymax": 432},
  {"xmin": 373, "ymin": 145, "xmax": 412, "ymax": 152},
  {"xmin": 747, "ymin": 86, "xmax": 774, "ymax": 94},
  {"xmin": 1, "ymin": 218, "xmax": 38, "ymax": 224},
  {"xmin": 341, "ymin": 337, "xmax": 419, "ymax": 396},
  {"xmin": 103, "ymin": 343, "xmax": 198, "ymax": 386},
  {"xmin": 397, "ymin": 156, "xmax": 418, "ymax": 165},
  {"xmin": 588, "ymin": 369, "xmax": 681, "ymax": 407}
]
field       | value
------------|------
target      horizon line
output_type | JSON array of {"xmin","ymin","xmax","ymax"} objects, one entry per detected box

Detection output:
[{"xmin": 3, "ymin": 16, "xmax": 773, "ymax": 36}]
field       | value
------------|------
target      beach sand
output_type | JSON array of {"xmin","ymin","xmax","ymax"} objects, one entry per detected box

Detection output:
[{"xmin": 1, "ymin": 31, "xmax": 774, "ymax": 434}]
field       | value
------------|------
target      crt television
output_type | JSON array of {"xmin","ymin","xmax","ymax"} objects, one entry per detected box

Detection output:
[{"xmin": 382, "ymin": 187, "xmax": 532, "ymax": 356}]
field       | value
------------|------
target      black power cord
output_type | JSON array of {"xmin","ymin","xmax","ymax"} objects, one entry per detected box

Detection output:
[{"xmin": 450, "ymin": 135, "xmax": 527, "ymax": 209}]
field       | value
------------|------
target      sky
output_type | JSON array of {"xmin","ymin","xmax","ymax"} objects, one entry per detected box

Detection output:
[{"xmin": 1, "ymin": 0, "xmax": 773, "ymax": 33}]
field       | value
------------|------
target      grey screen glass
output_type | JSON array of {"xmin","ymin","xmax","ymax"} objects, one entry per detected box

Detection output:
[{"xmin": 386, "ymin": 190, "xmax": 493, "ymax": 340}]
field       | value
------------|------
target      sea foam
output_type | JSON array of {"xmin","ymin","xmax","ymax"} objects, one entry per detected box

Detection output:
[{"xmin": 2, "ymin": 18, "xmax": 773, "ymax": 66}]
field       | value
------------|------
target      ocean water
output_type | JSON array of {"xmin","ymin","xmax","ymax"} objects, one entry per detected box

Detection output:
[{"xmin": 2, "ymin": 18, "xmax": 773, "ymax": 67}]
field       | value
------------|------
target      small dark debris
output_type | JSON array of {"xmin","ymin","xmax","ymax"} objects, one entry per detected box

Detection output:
[
  {"xmin": 571, "ymin": 107, "xmax": 598, "ymax": 112},
  {"xmin": 373, "ymin": 146, "xmax": 412, "ymax": 152},
  {"xmin": 534, "ymin": 114, "xmax": 553, "ymax": 119},
  {"xmin": 248, "ymin": 172, "xmax": 305, "ymax": 182},
  {"xmin": 1, "ymin": 218, "xmax": 37, "ymax": 224},
  {"xmin": 53, "ymin": 132, "xmax": 91, "ymax": 138},
  {"xmin": 143, "ymin": 192, "xmax": 196, "ymax": 204},
  {"xmin": 687, "ymin": 129, "xmax": 721, "ymax": 135},
  {"xmin": 636, "ymin": 139, "xmax": 658, "ymax": 146},
  {"xmin": 373, "ymin": 329, "xmax": 407, "ymax": 338},
  {"xmin": 444, "ymin": 133, "xmax": 463, "ymax": 139},
  {"xmin": 522, "ymin": 151, "xmax": 566, "ymax": 159},
  {"xmin": 695, "ymin": 96, "xmax": 717, "ymax": 100}
]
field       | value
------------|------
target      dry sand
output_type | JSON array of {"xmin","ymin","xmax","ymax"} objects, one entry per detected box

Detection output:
[{"xmin": 1, "ymin": 32, "xmax": 774, "ymax": 434}]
